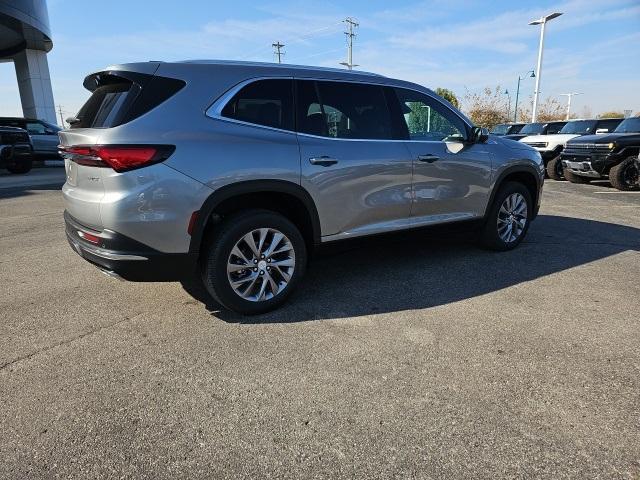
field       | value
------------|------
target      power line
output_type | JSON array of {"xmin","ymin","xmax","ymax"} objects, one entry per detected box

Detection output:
[
  {"xmin": 272, "ymin": 41, "xmax": 285, "ymax": 64},
  {"xmin": 339, "ymin": 17, "xmax": 359, "ymax": 70}
]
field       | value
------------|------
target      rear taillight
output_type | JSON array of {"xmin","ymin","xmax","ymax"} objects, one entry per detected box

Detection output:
[{"xmin": 60, "ymin": 145, "xmax": 175, "ymax": 172}]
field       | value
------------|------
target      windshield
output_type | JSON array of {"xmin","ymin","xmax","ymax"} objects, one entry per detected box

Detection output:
[
  {"xmin": 614, "ymin": 117, "xmax": 640, "ymax": 133},
  {"xmin": 490, "ymin": 124, "xmax": 509, "ymax": 135},
  {"xmin": 519, "ymin": 123, "xmax": 545, "ymax": 134},
  {"xmin": 559, "ymin": 120, "xmax": 597, "ymax": 135}
]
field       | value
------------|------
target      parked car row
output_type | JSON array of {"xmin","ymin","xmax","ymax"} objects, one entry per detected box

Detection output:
[
  {"xmin": 491, "ymin": 117, "xmax": 639, "ymax": 190},
  {"xmin": 0, "ymin": 117, "xmax": 61, "ymax": 174}
]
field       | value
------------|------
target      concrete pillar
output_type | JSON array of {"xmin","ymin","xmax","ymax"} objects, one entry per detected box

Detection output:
[{"xmin": 13, "ymin": 48, "xmax": 57, "ymax": 125}]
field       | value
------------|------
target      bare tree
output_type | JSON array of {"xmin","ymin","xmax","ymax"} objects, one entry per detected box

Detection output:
[
  {"xmin": 518, "ymin": 96, "xmax": 565, "ymax": 122},
  {"xmin": 463, "ymin": 86, "xmax": 509, "ymax": 130},
  {"xmin": 598, "ymin": 111, "xmax": 625, "ymax": 119}
]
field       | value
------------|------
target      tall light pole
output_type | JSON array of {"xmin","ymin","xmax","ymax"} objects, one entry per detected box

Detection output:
[
  {"xmin": 339, "ymin": 17, "xmax": 359, "ymax": 70},
  {"xmin": 513, "ymin": 70, "xmax": 535, "ymax": 122},
  {"xmin": 559, "ymin": 92, "xmax": 582, "ymax": 120},
  {"xmin": 529, "ymin": 12, "xmax": 563, "ymax": 122},
  {"xmin": 503, "ymin": 89, "xmax": 511, "ymax": 120}
]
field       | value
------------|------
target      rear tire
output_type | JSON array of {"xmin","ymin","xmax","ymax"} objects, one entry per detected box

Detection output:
[
  {"xmin": 6, "ymin": 158, "xmax": 32, "ymax": 174},
  {"xmin": 609, "ymin": 157, "xmax": 639, "ymax": 191},
  {"xmin": 479, "ymin": 181, "xmax": 532, "ymax": 251},
  {"xmin": 546, "ymin": 155, "xmax": 564, "ymax": 181},
  {"xmin": 201, "ymin": 209, "xmax": 307, "ymax": 315},
  {"xmin": 564, "ymin": 169, "xmax": 591, "ymax": 184}
]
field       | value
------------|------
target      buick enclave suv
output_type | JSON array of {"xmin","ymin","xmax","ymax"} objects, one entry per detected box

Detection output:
[{"xmin": 61, "ymin": 60, "xmax": 543, "ymax": 314}]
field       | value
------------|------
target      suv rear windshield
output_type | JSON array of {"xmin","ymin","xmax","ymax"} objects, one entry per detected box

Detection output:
[
  {"xmin": 71, "ymin": 72, "xmax": 184, "ymax": 129},
  {"xmin": 614, "ymin": 117, "xmax": 640, "ymax": 133},
  {"xmin": 559, "ymin": 120, "xmax": 597, "ymax": 135}
]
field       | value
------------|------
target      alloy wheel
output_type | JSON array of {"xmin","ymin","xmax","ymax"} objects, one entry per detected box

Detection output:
[
  {"xmin": 497, "ymin": 193, "xmax": 528, "ymax": 243},
  {"xmin": 226, "ymin": 228, "xmax": 295, "ymax": 302}
]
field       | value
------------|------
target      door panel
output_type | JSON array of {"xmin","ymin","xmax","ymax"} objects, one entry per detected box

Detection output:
[
  {"xmin": 405, "ymin": 141, "xmax": 492, "ymax": 221},
  {"xmin": 393, "ymin": 88, "xmax": 492, "ymax": 222},
  {"xmin": 300, "ymin": 137, "xmax": 412, "ymax": 236},
  {"xmin": 296, "ymin": 79, "xmax": 412, "ymax": 237}
]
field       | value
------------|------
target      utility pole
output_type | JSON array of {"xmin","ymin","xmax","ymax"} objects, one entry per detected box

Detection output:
[
  {"xmin": 272, "ymin": 41, "xmax": 285, "ymax": 64},
  {"xmin": 57, "ymin": 104, "xmax": 65, "ymax": 127},
  {"xmin": 339, "ymin": 17, "xmax": 359, "ymax": 70},
  {"xmin": 559, "ymin": 92, "xmax": 582, "ymax": 120}
]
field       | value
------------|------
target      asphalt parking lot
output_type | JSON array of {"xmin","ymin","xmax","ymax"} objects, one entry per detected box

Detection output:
[{"xmin": 1, "ymin": 168, "xmax": 639, "ymax": 479}]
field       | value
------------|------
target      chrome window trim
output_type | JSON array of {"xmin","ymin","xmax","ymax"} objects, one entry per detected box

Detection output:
[{"xmin": 205, "ymin": 75, "xmax": 474, "ymax": 142}]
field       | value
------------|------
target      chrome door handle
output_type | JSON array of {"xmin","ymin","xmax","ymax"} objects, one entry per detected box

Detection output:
[
  {"xmin": 417, "ymin": 154, "xmax": 440, "ymax": 163},
  {"xmin": 309, "ymin": 156, "xmax": 338, "ymax": 167}
]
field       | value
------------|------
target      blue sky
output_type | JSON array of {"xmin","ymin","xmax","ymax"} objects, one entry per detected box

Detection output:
[{"xmin": 1, "ymin": 0, "xmax": 639, "ymax": 121}]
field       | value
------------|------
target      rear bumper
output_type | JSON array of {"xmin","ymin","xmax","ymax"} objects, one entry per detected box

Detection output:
[{"xmin": 64, "ymin": 211, "xmax": 197, "ymax": 281}]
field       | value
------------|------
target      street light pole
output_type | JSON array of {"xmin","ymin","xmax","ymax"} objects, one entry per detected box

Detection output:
[
  {"xmin": 513, "ymin": 70, "xmax": 535, "ymax": 123},
  {"xmin": 559, "ymin": 92, "xmax": 582, "ymax": 120},
  {"xmin": 529, "ymin": 12, "xmax": 563, "ymax": 122}
]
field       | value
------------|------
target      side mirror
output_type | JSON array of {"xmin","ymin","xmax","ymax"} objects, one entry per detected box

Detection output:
[
  {"xmin": 45, "ymin": 128, "xmax": 55, "ymax": 135},
  {"xmin": 472, "ymin": 126, "xmax": 489, "ymax": 143},
  {"xmin": 595, "ymin": 128, "xmax": 608, "ymax": 134}
]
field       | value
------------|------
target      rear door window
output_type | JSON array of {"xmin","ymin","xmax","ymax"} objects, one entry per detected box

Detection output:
[
  {"xmin": 296, "ymin": 80, "xmax": 394, "ymax": 140},
  {"xmin": 597, "ymin": 118, "xmax": 622, "ymax": 132},
  {"xmin": 221, "ymin": 79, "xmax": 294, "ymax": 131}
]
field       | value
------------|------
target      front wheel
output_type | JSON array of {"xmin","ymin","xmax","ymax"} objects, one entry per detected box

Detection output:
[
  {"xmin": 479, "ymin": 182, "xmax": 532, "ymax": 251},
  {"xmin": 546, "ymin": 155, "xmax": 564, "ymax": 181},
  {"xmin": 201, "ymin": 209, "xmax": 307, "ymax": 315},
  {"xmin": 609, "ymin": 157, "xmax": 639, "ymax": 191},
  {"xmin": 6, "ymin": 158, "xmax": 32, "ymax": 174}
]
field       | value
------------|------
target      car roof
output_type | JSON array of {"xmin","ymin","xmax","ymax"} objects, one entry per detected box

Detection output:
[
  {"xmin": 0, "ymin": 117, "xmax": 41, "ymax": 122},
  {"xmin": 170, "ymin": 59, "xmax": 385, "ymax": 77}
]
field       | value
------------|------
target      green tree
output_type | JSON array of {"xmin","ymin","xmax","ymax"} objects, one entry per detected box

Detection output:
[{"xmin": 435, "ymin": 87, "xmax": 460, "ymax": 109}]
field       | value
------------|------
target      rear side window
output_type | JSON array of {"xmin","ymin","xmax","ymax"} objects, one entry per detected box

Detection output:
[
  {"xmin": 71, "ymin": 73, "xmax": 184, "ymax": 129},
  {"xmin": 73, "ymin": 81, "xmax": 133, "ymax": 128},
  {"xmin": 221, "ymin": 79, "xmax": 294, "ymax": 131},
  {"xmin": 296, "ymin": 80, "xmax": 394, "ymax": 140},
  {"xmin": 597, "ymin": 118, "xmax": 622, "ymax": 132}
]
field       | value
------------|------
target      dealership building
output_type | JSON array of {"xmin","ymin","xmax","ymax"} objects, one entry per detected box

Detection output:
[{"xmin": 0, "ymin": 0, "xmax": 56, "ymax": 124}]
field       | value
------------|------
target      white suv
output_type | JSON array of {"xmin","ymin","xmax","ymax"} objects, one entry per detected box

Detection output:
[{"xmin": 521, "ymin": 118, "xmax": 622, "ymax": 180}]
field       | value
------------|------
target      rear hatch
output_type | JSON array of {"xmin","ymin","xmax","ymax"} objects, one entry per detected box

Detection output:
[{"xmin": 60, "ymin": 64, "xmax": 184, "ymax": 229}]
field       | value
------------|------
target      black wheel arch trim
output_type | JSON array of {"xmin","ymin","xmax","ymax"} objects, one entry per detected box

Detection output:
[
  {"xmin": 188, "ymin": 179, "xmax": 321, "ymax": 255},
  {"xmin": 485, "ymin": 164, "xmax": 543, "ymax": 220}
]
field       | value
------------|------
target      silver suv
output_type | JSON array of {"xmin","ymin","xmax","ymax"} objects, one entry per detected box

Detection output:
[{"xmin": 61, "ymin": 60, "xmax": 543, "ymax": 314}]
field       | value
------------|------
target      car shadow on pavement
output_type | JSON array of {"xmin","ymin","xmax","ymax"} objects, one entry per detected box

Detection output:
[{"xmin": 183, "ymin": 215, "xmax": 640, "ymax": 323}]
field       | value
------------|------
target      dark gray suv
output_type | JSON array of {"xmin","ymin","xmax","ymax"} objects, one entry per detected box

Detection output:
[{"xmin": 61, "ymin": 60, "xmax": 543, "ymax": 314}]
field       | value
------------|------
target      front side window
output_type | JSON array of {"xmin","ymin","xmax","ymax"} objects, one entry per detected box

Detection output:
[
  {"xmin": 221, "ymin": 79, "xmax": 294, "ymax": 131},
  {"xmin": 296, "ymin": 80, "xmax": 394, "ymax": 140},
  {"xmin": 394, "ymin": 88, "xmax": 466, "ymax": 142}
]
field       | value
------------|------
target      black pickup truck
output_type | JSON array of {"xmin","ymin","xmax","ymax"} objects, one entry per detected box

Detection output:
[
  {"xmin": 0, "ymin": 126, "xmax": 33, "ymax": 174},
  {"xmin": 562, "ymin": 116, "xmax": 640, "ymax": 190}
]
